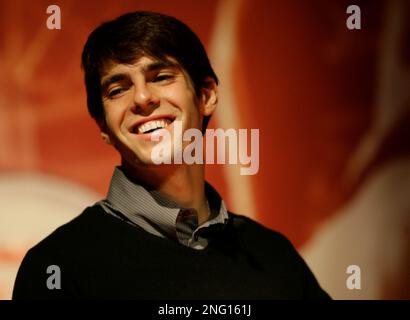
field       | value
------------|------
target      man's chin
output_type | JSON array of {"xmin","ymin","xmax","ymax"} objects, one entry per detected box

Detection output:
[
  {"xmin": 126, "ymin": 150, "xmax": 184, "ymax": 168},
  {"xmin": 123, "ymin": 148, "xmax": 166, "ymax": 166}
]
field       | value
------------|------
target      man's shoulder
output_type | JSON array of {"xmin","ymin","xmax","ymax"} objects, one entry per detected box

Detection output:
[
  {"xmin": 227, "ymin": 212, "xmax": 331, "ymax": 299},
  {"xmin": 13, "ymin": 205, "xmax": 110, "ymax": 299},
  {"xmin": 26, "ymin": 204, "xmax": 109, "ymax": 257}
]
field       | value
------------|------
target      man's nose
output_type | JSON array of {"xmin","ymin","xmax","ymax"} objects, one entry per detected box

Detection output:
[{"xmin": 131, "ymin": 82, "xmax": 159, "ymax": 114}]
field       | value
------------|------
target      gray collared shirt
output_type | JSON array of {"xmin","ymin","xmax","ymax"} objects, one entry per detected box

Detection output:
[{"xmin": 97, "ymin": 167, "xmax": 229, "ymax": 250}]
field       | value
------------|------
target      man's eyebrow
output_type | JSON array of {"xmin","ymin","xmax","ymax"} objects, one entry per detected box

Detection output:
[
  {"xmin": 100, "ymin": 60, "xmax": 180, "ymax": 90},
  {"xmin": 101, "ymin": 73, "xmax": 128, "ymax": 91},
  {"xmin": 142, "ymin": 60, "xmax": 180, "ymax": 73}
]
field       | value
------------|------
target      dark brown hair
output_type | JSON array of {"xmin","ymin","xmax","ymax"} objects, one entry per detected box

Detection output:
[{"xmin": 81, "ymin": 11, "xmax": 218, "ymax": 130}]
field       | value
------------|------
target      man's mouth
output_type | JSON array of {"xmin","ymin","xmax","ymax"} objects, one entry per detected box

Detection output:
[{"xmin": 131, "ymin": 116, "xmax": 176, "ymax": 135}]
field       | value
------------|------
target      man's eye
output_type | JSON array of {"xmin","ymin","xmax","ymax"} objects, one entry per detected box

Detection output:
[
  {"xmin": 153, "ymin": 74, "xmax": 174, "ymax": 82},
  {"xmin": 107, "ymin": 87, "xmax": 124, "ymax": 98}
]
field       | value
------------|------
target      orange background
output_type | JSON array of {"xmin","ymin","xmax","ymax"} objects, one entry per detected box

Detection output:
[{"xmin": 0, "ymin": 0, "xmax": 409, "ymax": 299}]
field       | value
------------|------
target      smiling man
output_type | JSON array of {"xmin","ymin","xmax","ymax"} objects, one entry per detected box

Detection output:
[
  {"xmin": 98, "ymin": 53, "xmax": 216, "ymax": 225},
  {"xmin": 13, "ymin": 11, "xmax": 330, "ymax": 299}
]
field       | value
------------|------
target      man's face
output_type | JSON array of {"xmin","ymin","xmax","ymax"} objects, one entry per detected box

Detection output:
[{"xmin": 99, "ymin": 56, "xmax": 216, "ymax": 168}]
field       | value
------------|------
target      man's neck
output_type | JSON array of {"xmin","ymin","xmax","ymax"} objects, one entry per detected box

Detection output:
[{"xmin": 122, "ymin": 161, "xmax": 210, "ymax": 225}]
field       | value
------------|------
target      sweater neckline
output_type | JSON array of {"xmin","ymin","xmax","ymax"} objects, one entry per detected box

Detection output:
[{"xmin": 86, "ymin": 204, "xmax": 234, "ymax": 256}]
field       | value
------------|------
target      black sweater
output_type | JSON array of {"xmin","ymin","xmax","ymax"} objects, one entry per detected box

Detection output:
[{"xmin": 13, "ymin": 205, "xmax": 330, "ymax": 299}]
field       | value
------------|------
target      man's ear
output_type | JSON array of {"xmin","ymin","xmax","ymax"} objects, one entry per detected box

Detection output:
[
  {"xmin": 97, "ymin": 119, "xmax": 113, "ymax": 145},
  {"xmin": 101, "ymin": 131, "xmax": 112, "ymax": 145},
  {"xmin": 199, "ymin": 77, "xmax": 218, "ymax": 117}
]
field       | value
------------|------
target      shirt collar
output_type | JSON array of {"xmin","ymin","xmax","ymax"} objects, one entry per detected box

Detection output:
[{"xmin": 103, "ymin": 166, "xmax": 229, "ymax": 245}]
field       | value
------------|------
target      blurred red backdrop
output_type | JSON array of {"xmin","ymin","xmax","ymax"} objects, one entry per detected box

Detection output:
[{"xmin": 0, "ymin": 0, "xmax": 409, "ymax": 299}]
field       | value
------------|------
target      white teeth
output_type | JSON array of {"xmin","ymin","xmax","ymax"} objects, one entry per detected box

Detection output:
[{"xmin": 136, "ymin": 118, "xmax": 171, "ymax": 134}]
